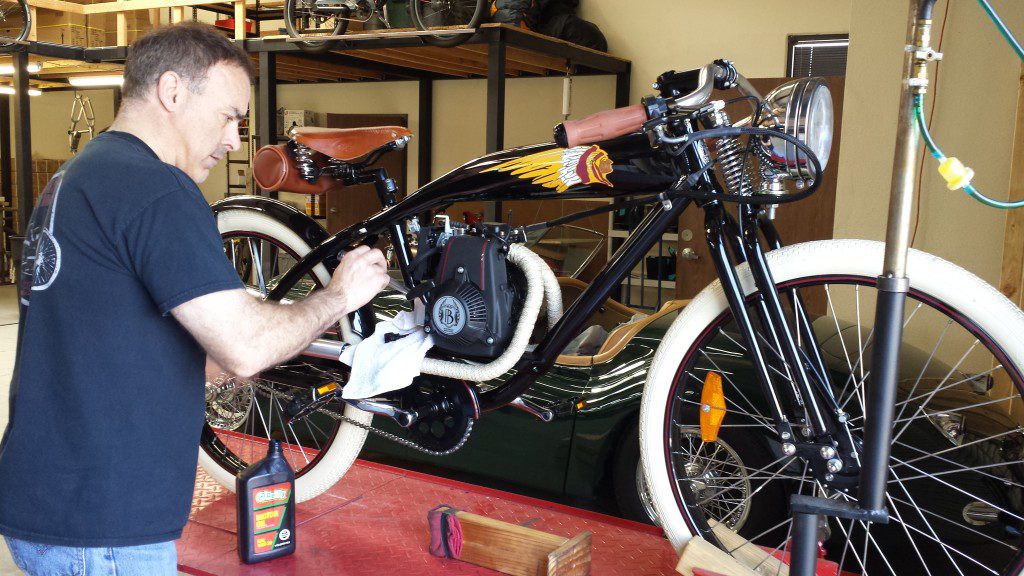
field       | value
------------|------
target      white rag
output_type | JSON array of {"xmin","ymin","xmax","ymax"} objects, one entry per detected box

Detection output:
[{"xmin": 340, "ymin": 309, "xmax": 435, "ymax": 400}]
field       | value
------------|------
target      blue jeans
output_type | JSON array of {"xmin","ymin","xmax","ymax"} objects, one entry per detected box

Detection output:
[{"xmin": 3, "ymin": 536, "xmax": 177, "ymax": 576}]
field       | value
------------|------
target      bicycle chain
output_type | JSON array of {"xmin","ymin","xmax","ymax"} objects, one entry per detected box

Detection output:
[{"xmin": 247, "ymin": 380, "xmax": 473, "ymax": 457}]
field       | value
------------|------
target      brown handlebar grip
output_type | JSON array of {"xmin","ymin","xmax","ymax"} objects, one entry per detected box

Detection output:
[{"xmin": 560, "ymin": 105, "xmax": 647, "ymax": 147}]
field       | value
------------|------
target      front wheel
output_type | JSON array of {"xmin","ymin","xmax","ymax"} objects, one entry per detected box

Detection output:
[
  {"xmin": 409, "ymin": 0, "xmax": 485, "ymax": 48},
  {"xmin": 641, "ymin": 239, "xmax": 1024, "ymax": 575},
  {"xmin": 283, "ymin": 0, "xmax": 349, "ymax": 54},
  {"xmin": 198, "ymin": 207, "xmax": 372, "ymax": 503}
]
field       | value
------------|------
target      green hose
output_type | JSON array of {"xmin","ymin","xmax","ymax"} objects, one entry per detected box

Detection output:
[
  {"xmin": 976, "ymin": 0, "xmax": 1024, "ymax": 63},
  {"xmin": 914, "ymin": 95, "xmax": 1024, "ymax": 209}
]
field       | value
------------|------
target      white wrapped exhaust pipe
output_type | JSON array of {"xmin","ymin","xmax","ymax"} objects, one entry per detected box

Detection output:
[{"xmin": 421, "ymin": 243, "xmax": 561, "ymax": 382}]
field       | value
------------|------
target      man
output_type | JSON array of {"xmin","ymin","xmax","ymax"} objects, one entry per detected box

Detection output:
[{"xmin": 0, "ymin": 23, "xmax": 389, "ymax": 575}]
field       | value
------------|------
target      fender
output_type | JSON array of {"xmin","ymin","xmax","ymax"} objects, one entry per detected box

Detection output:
[{"xmin": 212, "ymin": 195, "xmax": 330, "ymax": 249}]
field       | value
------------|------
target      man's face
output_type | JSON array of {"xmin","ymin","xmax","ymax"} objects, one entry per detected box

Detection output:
[{"xmin": 173, "ymin": 62, "xmax": 250, "ymax": 184}]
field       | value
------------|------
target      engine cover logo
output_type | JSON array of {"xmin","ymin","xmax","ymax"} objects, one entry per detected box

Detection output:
[{"xmin": 433, "ymin": 296, "xmax": 467, "ymax": 336}]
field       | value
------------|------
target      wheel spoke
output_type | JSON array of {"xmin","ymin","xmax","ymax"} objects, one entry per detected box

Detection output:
[{"xmin": 893, "ymin": 340, "xmax": 981, "ymax": 444}]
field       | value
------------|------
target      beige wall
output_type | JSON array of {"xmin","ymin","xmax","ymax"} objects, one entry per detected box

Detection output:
[
  {"xmin": 27, "ymin": 0, "xmax": 1024, "ymax": 291},
  {"xmin": 836, "ymin": 0, "xmax": 1024, "ymax": 286},
  {"xmin": 580, "ymin": 0, "xmax": 854, "ymax": 96},
  {"xmin": 9, "ymin": 88, "xmax": 116, "ymax": 162}
]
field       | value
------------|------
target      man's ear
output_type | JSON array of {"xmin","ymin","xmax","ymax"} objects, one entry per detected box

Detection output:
[{"xmin": 155, "ymin": 70, "xmax": 185, "ymax": 112}]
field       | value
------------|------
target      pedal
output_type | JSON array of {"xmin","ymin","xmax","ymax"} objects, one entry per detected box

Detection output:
[{"xmin": 286, "ymin": 381, "xmax": 341, "ymax": 424}]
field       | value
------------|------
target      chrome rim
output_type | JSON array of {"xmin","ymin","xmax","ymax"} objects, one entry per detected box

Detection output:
[
  {"xmin": 636, "ymin": 461, "xmax": 662, "ymax": 527},
  {"xmin": 667, "ymin": 276, "xmax": 1024, "ymax": 575}
]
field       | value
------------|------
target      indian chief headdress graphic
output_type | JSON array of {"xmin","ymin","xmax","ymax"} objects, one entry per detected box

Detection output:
[{"xmin": 483, "ymin": 145, "xmax": 614, "ymax": 193}]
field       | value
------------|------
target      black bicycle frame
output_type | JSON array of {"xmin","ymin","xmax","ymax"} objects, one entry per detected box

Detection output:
[{"xmin": 263, "ymin": 140, "xmax": 842, "ymax": 443}]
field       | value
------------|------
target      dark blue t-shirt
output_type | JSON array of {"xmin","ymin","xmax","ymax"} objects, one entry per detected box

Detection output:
[{"xmin": 0, "ymin": 131, "xmax": 243, "ymax": 547}]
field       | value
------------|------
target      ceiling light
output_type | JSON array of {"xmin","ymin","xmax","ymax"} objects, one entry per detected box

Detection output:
[
  {"xmin": 0, "ymin": 87, "xmax": 42, "ymax": 96},
  {"xmin": 68, "ymin": 75, "xmax": 123, "ymax": 87},
  {"xmin": 0, "ymin": 63, "xmax": 41, "ymax": 74}
]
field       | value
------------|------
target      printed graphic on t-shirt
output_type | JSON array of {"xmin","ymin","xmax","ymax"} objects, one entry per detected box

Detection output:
[{"xmin": 20, "ymin": 172, "xmax": 65, "ymax": 305}]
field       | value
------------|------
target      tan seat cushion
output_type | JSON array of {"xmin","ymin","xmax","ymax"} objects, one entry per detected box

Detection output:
[{"xmin": 555, "ymin": 299, "xmax": 689, "ymax": 367}]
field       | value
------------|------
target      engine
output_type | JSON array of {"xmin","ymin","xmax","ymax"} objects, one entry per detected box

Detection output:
[{"xmin": 413, "ymin": 218, "xmax": 522, "ymax": 359}]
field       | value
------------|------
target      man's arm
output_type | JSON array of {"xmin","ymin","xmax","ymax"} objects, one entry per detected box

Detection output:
[{"xmin": 174, "ymin": 246, "xmax": 389, "ymax": 378}]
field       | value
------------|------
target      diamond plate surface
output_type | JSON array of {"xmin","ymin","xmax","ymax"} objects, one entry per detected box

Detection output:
[{"xmin": 179, "ymin": 460, "xmax": 678, "ymax": 575}]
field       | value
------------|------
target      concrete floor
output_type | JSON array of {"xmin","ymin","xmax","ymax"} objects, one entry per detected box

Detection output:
[{"xmin": 0, "ymin": 286, "xmax": 187, "ymax": 576}]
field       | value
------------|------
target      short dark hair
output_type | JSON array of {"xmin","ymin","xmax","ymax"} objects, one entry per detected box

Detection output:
[{"xmin": 122, "ymin": 23, "xmax": 255, "ymax": 101}]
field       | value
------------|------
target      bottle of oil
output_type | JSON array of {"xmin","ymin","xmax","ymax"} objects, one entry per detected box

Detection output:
[{"xmin": 236, "ymin": 439, "xmax": 296, "ymax": 564}]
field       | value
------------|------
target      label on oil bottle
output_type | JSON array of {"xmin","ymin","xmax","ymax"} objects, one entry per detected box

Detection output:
[{"xmin": 251, "ymin": 482, "xmax": 293, "ymax": 554}]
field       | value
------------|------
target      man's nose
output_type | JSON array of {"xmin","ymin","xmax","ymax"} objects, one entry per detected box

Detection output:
[{"xmin": 225, "ymin": 126, "xmax": 241, "ymax": 153}]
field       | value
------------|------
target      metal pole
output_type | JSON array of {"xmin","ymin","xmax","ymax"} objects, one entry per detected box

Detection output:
[
  {"xmin": 12, "ymin": 51, "xmax": 32, "ymax": 235},
  {"xmin": 417, "ymin": 78, "xmax": 432, "ymax": 188},
  {"xmin": 257, "ymin": 50, "xmax": 277, "ymax": 199},
  {"xmin": 0, "ymin": 94, "xmax": 11, "ymax": 216},
  {"xmin": 859, "ymin": 0, "xmax": 933, "ymax": 513},
  {"xmin": 485, "ymin": 28, "xmax": 505, "ymax": 222},
  {"xmin": 614, "ymin": 67, "xmax": 631, "ymax": 108}
]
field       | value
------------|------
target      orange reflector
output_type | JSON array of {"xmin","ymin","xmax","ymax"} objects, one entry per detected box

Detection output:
[
  {"xmin": 576, "ymin": 401, "xmax": 586, "ymax": 410},
  {"xmin": 699, "ymin": 372, "xmax": 726, "ymax": 442},
  {"xmin": 317, "ymin": 382, "xmax": 339, "ymax": 395}
]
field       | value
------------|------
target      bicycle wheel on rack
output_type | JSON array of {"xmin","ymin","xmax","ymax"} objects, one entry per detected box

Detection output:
[
  {"xmin": 0, "ymin": 0, "xmax": 30, "ymax": 47},
  {"xmin": 641, "ymin": 239, "xmax": 1024, "ymax": 575},
  {"xmin": 283, "ymin": 0, "xmax": 349, "ymax": 54},
  {"xmin": 408, "ymin": 0, "xmax": 485, "ymax": 48},
  {"xmin": 198, "ymin": 207, "xmax": 373, "ymax": 503}
]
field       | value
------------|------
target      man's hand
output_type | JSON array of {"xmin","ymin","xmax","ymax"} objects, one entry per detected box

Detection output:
[
  {"xmin": 327, "ymin": 245, "xmax": 390, "ymax": 315},
  {"xmin": 173, "ymin": 245, "xmax": 391, "ymax": 378}
]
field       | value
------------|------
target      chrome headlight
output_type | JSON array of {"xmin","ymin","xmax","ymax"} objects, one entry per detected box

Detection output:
[{"xmin": 759, "ymin": 78, "xmax": 833, "ymax": 181}]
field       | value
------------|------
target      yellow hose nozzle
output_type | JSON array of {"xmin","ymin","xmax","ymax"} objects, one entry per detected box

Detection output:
[{"xmin": 938, "ymin": 157, "xmax": 975, "ymax": 191}]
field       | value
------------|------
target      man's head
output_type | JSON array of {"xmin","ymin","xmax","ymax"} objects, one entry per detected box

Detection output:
[{"xmin": 119, "ymin": 23, "xmax": 255, "ymax": 183}]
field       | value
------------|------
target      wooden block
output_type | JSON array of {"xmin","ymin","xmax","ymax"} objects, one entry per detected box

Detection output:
[
  {"xmin": 676, "ymin": 537, "xmax": 759, "ymax": 576},
  {"xmin": 708, "ymin": 522, "xmax": 789, "ymax": 576},
  {"xmin": 436, "ymin": 507, "xmax": 591, "ymax": 576}
]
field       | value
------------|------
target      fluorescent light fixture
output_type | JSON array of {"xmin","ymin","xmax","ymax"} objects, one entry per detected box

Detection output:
[
  {"xmin": 0, "ymin": 63, "xmax": 41, "ymax": 74},
  {"xmin": 68, "ymin": 75, "xmax": 124, "ymax": 87},
  {"xmin": 0, "ymin": 87, "xmax": 42, "ymax": 96}
]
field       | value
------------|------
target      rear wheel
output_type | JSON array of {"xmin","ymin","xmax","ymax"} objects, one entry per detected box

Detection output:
[
  {"xmin": 198, "ymin": 208, "xmax": 371, "ymax": 503},
  {"xmin": 408, "ymin": 0, "xmax": 485, "ymax": 47},
  {"xmin": 641, "ymin": 240, "xmax": 1024, "ymax": 575}
]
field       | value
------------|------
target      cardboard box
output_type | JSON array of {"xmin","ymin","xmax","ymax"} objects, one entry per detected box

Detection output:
[
  {"xmin": 35, "ymin": 10, "xmax": 88, "ymax": 47},
  {"xmin": 283, "ymin": 109, "xmax": 317, "ymax": 132},
  {"xmin": 100, "ymin": 12, "xmax": 153, "ymax": 46}
]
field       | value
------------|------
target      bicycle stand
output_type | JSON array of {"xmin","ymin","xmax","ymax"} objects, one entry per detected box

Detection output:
[{"xmin": 789, "ymin": 495, "xmax": 890, "ymax": 576}]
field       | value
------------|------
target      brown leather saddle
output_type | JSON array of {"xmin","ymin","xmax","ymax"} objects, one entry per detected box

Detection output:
[
  {"xmin": 291, "ymin": 126, "xmax": 413, "ymax": 161},
  {"xmin": 252, "ymin": 125, "xmax": 413, "ymax": 194}
]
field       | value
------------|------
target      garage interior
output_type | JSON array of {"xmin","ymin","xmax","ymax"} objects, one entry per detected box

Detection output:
[{"xmin": 1, "ymin": 0, "xmax": 1024, "ymax": 575}]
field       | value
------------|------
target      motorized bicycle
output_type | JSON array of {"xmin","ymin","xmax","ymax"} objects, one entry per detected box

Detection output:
[
  {"xmin": 284, "ymin": 0, "xmax": 487, "ymax": 53},
  {"xmin": 202, "ymin": 3, "xmax": 1024, "ymax": 571}
]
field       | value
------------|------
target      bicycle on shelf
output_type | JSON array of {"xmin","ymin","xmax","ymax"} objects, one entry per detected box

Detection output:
[{"xmin": 284, "ymin": 0, "xmax": 486, "ymax": 53}]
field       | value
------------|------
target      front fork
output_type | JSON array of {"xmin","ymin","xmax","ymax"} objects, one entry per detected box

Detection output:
[{"xmin": 704, "ymin": 202, "xmax": 858, "ymax": 484}]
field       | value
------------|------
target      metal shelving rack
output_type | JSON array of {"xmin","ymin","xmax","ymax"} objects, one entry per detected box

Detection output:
[{"xmin": 0, "ymin": 23, "xmax": 631, "ymax": 237}]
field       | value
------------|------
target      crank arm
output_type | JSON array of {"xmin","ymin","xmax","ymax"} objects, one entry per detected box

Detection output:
[{"xmin": 344, "ymin": 398, "xmax": 417, "ymax": 428}]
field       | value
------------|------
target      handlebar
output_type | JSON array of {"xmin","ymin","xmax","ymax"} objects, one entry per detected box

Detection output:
[{"xmin": 554, "ymin": 61, "xmax": 762, "ymax": 148}]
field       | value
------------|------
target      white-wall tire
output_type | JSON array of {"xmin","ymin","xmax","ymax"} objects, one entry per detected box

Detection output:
[
  {"xmin": 198, "ymin": 208, "xmax": 372, "ymax": 503},
  {"xmin": 640, "ymin": 239, "xmax": 1024, "ymax": 554}
]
